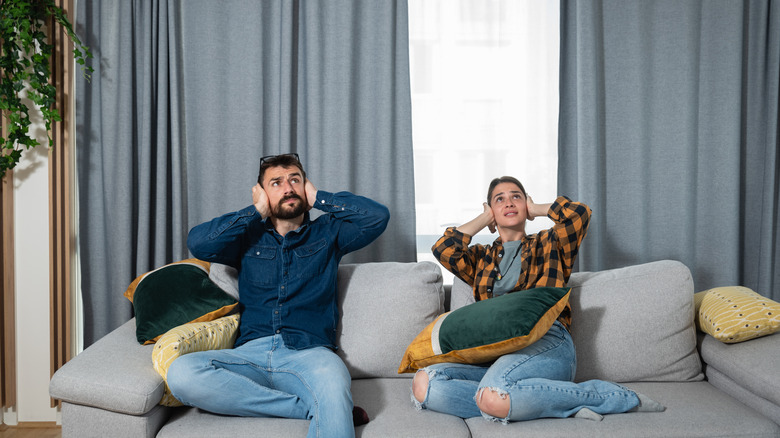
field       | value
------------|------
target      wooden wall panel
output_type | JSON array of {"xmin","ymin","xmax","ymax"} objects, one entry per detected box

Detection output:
[{"xmin": 48, "ymin": 0, "xmax": 76, "ymax": 406}]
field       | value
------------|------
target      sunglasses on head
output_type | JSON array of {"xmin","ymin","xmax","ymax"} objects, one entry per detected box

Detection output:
[{"xmin": 259, "ymin": 153, "xmax": 300, "ymax": 165}]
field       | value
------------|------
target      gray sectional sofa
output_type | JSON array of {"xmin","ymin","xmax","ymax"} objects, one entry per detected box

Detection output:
[{"xmin": 50, "ymin": 260, "xmax": 780, "ymax": 437}]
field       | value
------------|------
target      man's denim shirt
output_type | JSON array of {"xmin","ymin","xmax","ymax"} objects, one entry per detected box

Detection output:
[{"xmin": 187, "ymin": 190, "xmax": 389, "ymax": 350}]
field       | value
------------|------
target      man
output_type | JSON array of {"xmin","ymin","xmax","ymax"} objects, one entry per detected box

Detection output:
[{"xmin": 167, "ymin": 153, "xmax": 389, "ymax": 438}]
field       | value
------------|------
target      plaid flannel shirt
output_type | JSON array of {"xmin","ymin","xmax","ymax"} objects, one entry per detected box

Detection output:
[{"xmin": 431, "ymin": 196, "xmax": 591, "ymax": 331}]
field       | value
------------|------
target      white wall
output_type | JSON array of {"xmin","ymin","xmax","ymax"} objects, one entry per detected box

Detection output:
[{"xmin": 8, "ymin": 141, "xmax": 59, "ymax": 424}]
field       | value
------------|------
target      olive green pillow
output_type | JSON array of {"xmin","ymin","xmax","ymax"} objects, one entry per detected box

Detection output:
[
  {"xmin": 398, "ymin": 287, "xmax": 570, "ymax": 373},
  {"xmin": 125, "ymin": 259, "xmax": 239, "ymax": 345}
]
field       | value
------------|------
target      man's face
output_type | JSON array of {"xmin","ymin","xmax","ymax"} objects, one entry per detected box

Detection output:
[
  {"xmin": 489, "ymin": 182, "xmax": 528, "ymax": 229},
  {"xmin": 262, "ymin": 165, "xmax": 307, "ymax": 219}
]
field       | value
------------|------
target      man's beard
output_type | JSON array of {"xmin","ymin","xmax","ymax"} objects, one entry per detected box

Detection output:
[{"xmin": 273, "ymin": 194, "xmax": 306, "ymax": 219}]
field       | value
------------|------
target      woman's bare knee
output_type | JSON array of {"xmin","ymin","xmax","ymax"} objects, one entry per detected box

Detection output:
[
  {"xmin": 476, "ymin": 388, "xmax": 510, "ymax": 419},
  {"xmin": 412, "ymin": 370, "xmax": 429, "ymax": 403}
]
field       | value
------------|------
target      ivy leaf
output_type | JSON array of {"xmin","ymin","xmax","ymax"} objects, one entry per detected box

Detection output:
[{"xmin": 0, "ymin": 0, "xmax": 92, "ymax": 177}]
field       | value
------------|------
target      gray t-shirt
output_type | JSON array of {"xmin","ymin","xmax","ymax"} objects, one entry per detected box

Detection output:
[{"xmin": 493, "ymin": 240, "xmax": 522, "ymax": 296}]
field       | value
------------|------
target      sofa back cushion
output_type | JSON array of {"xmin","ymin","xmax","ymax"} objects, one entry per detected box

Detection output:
[
  {"xmin": 567, "ymin": 260, "xmax": 703, "ymax": 382},
  {"xmin": 451, "ymin": 260, "xmax": 704, "ymax": 383},
  {"xmin": 337, "ymin": 261, "xmax": 444, "ymax": 378}
]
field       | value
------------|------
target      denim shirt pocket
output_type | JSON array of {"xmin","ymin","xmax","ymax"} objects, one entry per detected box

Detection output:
[
  {"xmin": 244, "ymin": 246, "xmax": 278, "ymax": 285},
  {"xmin": 291, "ymin": 238, "xmax": 329, "ymax": 280}
]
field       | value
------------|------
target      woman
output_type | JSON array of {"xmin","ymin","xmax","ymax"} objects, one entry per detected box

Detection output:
[{"xmin": 411, "ymin": 176, "xmax": 663, "ymax": 423}]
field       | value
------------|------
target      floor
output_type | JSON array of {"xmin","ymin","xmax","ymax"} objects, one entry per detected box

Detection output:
[{"xmin": 0, "ymin": 424, "xmax": 61, "ymax": 438}]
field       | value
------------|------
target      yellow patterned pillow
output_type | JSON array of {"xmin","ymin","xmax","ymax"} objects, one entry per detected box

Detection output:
[
  {"xmin": 694, "ymin": 286, "xmax": 780, "ymax": 343},
  {"xmin": 152, "ymin": 314, "xmax": 240, "ymax": 406}
]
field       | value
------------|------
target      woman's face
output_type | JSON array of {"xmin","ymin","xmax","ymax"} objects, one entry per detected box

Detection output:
[{"xmin": 489, "ymin": 182, "xmax": 527, "ymax": 229}]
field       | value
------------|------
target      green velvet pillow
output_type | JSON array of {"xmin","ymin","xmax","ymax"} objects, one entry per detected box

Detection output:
[
  {"xmin": 399, "ymin": 287, "xmax": 570, "ymax": 373},
  {"xmin": 126, "ymin": 259, "xmax": 239, "ymax": 345}
]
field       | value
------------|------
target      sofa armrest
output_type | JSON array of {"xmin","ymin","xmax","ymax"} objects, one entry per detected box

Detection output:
[
  {"xmin": 698, "ymin": 331, "xmax": 780, "ymax": 407},
  {"xmin": 50, "ymin": 319, "xmax": 166, "ymax": 416}
]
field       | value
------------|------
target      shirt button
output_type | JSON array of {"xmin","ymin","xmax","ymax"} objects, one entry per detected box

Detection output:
[
  {"xmin": 276, "ymin": 330, "xmax": 281, "ymax": 334},
  {"xmin": 275, "ymin": 311, "xmax": 279, "ymax": 314}
]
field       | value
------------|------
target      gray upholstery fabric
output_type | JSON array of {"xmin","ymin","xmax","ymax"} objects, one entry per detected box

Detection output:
[
  {"xmin": 700, "ymin": 332, "xmax": 780, "ymax": 407},
  {"xmin": 207, "ymin": 263, "xmax": 239, "ymax": 301},
  {"xmin": 337, "ymin": 262, "xmax": 444, "ymax": 378},
  {"xmin": 351, "ymin": 378, "xmax": 471, "ymax": 437},
  {"xmin": 705, "ymin": 365, "xmax": 780, "ymax": 427},
  {"xmin": 568, "ymin": 260, "xmax": 703, "ymax": 383},
  {"xmin": 62, "ymin": 402, "xmax": 170, "ymax": 438},
  {"xmin": 50, "ymin": 320, "xmax": 164, "ymax": 415},
  {"xmin": 464, "ymin": 382, "xmax": 780, "ymax": 438},
  {"xmin": 157, "ymin": 408, "xmax": 310, "ymax": 438},
  {"xmin": 449, "ymin": 276, "xmax": 476, "ymax": 312}
]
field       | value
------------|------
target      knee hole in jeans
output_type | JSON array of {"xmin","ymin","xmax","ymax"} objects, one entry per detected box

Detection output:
[
  {"xmin": 476, "ymin": 387, "xmax": 510, "ymax": 419},
  {"xmin": 412, "ymin": 370, "xmax": 430, "ymax": 403}
]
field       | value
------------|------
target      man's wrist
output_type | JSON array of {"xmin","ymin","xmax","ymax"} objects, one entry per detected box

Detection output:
[{"xmin": 309, "ymin": 190, "xmax": 319, "ymax": 208}]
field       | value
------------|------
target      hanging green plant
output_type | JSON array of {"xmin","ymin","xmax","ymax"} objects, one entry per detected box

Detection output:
[{"xmin": 0, "ymin": 0, "xmax": 93, "ymax": 178}]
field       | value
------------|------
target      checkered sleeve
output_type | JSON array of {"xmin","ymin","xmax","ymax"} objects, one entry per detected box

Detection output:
[
  {"xmin": 431, "ymin": 227, "xmax": 487, "ymax": 286},
  {"xmin": 547, "ymin": 196, "xmax": 591, "ymax": 275}
]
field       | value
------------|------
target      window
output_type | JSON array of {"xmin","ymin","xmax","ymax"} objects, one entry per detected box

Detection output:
[{"xmin": 409, "ymin": 0, "xmax": 560, "ymax": 283}]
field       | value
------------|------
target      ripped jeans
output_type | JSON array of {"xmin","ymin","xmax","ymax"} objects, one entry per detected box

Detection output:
[{"xmin": 412, "ymin": 321, "xmax": 639, "ymax": 422}]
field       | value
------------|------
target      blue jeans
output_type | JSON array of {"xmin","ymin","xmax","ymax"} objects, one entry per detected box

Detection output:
[
  {"xmin": 412, "ymin": 321, "xmax": 640, "ymax": 422},
  {"xmin": 167, "ymin": 334, "xmax": 354, "ymax": 438}
]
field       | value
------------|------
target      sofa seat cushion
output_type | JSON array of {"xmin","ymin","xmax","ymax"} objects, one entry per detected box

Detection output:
[
  {"xmin": 157, "ymin": 378, "xmax": 471, "ymax": 438},
  {"xmin": 158, "ymin": 408, "xmax": 310, "ymax": 438},
  {"xmin": 336, "ymin": 262, "xmax": 444, "ymax": 378},
  {"xmin": 567, "ymin": 260, "xmax": 704, "ymax": 383},
  {"xmin": 705, "ymin": 365, "xmax": 780, "ymax": 427},
  {"xmin": 351, "ymin": 378, "xmax": 471, "ymax": 437},
  {"xmin": 464, "ymin": 381, "xmax": 780, "ymax": 437},
  {"xmin": 61, "ymin": 402, "xmax": 169, "ymax": 438},
  {"xmin": 49, "ymin": 320, "xmax": 164, "ymax": 415},
  {"xmin": 699, "ymin": 332, "xmax": 780, "ymax": 407}
]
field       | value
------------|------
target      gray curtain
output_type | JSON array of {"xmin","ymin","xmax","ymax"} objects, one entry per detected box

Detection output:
[
  {"xmin": 76, "ymin": 0, "xmax": 416, "ymax": 346},
  {"xmin": 558, "ymin": 0, "xmax": 779, "ymax": 300}
]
